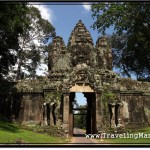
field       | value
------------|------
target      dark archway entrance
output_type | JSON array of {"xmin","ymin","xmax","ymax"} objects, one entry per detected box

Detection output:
[
  {"xmin": 69, "ymin": 92, "xmax": 96, "ymax": 136},
  {"xmin": 73, "ymin": 93, "xmax": 87, "ymax": 136}
]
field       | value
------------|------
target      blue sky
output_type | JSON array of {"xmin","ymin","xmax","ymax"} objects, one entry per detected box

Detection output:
[
  {"xmin": 75, "ymin": 92, "xmax": 87, "ymax": 106},
  {"xmin": 49, "ymin": 4, "xmax": 98, "ymax": 45},
  {"xmin": 33, "ymin": 3, "xmax": 113, "ymax": 45}
]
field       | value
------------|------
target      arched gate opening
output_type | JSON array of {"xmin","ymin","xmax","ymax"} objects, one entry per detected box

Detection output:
[
  {"xmin": 62, "ymin": 84, "xmax": 100, "ymax": 137},
  {"xmin": 69, "ymin": 92, "xmax": 96, "ymax": 136}
]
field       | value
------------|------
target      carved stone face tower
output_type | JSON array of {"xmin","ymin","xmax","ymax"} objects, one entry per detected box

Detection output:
[
  {"xmin": 48, "ymin": 20, "xmax": 114, "ymax": 92},
  {"xmin": 48, "ymin": 20, "xmax": 116, "ymax": 135},
  {"xmin": 68, "ymin": 20, "xmax": 93, "ymax": 47},
  {"xmin": 96, "ymin": 36, "xmax": 112, "ymax": 70}
]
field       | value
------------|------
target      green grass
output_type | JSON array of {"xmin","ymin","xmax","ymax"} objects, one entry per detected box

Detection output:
[
  {"xmin": 101, "ymin": 127, "xmax": 150, "ymax": 144},
  {"xmin": 0, "ymin": 119, "xmax": 65, "ymax": 144}
]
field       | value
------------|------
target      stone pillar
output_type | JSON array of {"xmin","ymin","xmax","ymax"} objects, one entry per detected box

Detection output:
[
  {"xmin": 47, "ymin": 103, "xmax": 50, "ymax": 126},
  {"xmin": 111, "ymin": 104, "xmax": 116, "ymax": 128},
  {"xmin": 96, "ymin": 93, "xmax": 102, "ymax": 132},
  {"xmin": 44, "ymin": 103, "xmax": 47, "ymax": 126},
  {"xmin": 50, "ymin": 105, "xmax": 53, "ymax": 125},
  {"xmin": 63, "ymin": 93, "xmax": 70, "ymax": 133},
  {"xmin": 118, "ymin": 103, "xmax": 125, "ymax": 128}
]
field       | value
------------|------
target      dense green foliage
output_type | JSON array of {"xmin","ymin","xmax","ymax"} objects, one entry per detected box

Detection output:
[
  {"xmin": 0, "ymin": 3, "xmax": 55, "ymax": 81},
  {"xmin": 14, "ymin": 6, "xmax": 56, "ymax": 80},
  {"xmin": 91, "ymin": 2, "xmax": 150, "ymax": 80},
  {"xmin": 0, "ymin": 2, "xmax": 28, "ymax": 79},
  {"xmin": 102, "ymin": 91, "xmax": 116, "ymax": 103},
  {"xmin": 74, "ymin": 105, "xmax": 87, "ymax": 129}
]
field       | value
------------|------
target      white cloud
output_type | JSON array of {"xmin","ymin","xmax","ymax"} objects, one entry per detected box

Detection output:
[
  {"xmin": 32, "ymin": 5, "xmax": 55, "ymax": 24},
  {"xmin": 82, "ymin": 2, "xmax": 91, "ymax": 12},
  {"xmin": 36, "ymin": 64, "xmax": 48, "ymax": 76}
]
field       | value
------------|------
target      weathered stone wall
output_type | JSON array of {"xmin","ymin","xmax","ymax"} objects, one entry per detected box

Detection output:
[
  {"xmin": 143, "ymin": 94, "xmax": 150, "ymax": 124},
  {"xmin": 118, "ymin": 78, "xmax": 150, "ymax": 128},
  {"xmin": 20, "ymin": 92, "xmax": 44, "ymax": 125},
  {"xmin": 120, "ymin": 92, "xmax": 150, "ymax": 128}
]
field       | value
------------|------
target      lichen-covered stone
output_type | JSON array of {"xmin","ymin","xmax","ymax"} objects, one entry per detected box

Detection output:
[{"xmin": 68, "ymin": 20, "xmax": 94, "ymax": 47}]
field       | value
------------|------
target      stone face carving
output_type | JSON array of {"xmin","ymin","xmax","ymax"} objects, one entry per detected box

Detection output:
[
  {"xmin": 70, "ymin": 44, "xmax": 91, "ymax": 67},
  {"xmin": 49, "ymin": 36, "xmax": 67, "ymax": 70},
  {"xmin": 96, "ymin": 36, "xmax": 112, "ymax": 70},
  {"xmin": 68, "ymin": 20, "xmax": 93, "ymax": 47},
  {"xmin": 48, "ymin": 20, "xmax": 115, "ymax": 92}
]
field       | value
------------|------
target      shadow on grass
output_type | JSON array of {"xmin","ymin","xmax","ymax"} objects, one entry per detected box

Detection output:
[{"xmin": 0, "ymin": 120, "xmax": 19, "ymax": 133}]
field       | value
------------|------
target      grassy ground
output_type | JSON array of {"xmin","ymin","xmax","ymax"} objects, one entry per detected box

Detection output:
[
  {"xmin": 0, "ymin": 119, "xmax": 66, "ymax": 144},
  {"xmin": 100, "ymin": 127, "xmax": 150, "ymax": 144}
]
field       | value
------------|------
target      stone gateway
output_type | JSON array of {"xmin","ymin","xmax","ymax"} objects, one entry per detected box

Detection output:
[{"xmin": 0, "ymin": 20, "xmax": 150, "ymax": 136}]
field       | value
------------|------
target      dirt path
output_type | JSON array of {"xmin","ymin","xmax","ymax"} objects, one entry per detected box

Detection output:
[{"xmin": 70, "ymin": 128, "xmax": 99, "ymax": 144}]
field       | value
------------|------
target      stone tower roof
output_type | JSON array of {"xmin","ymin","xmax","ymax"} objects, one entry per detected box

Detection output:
[
  {"xmin": 51, "ymin": 36, "xmax": 66, "ymax": 53},
  {"xmin": 68, "ymin": 20, "xmax": 94, "ymax": 46},
  {"xmin": 96, "ymin": 36, "xmax": 110, "ymax": 48},
  {"xmin": 48, "ymin": 36, "xmax": 67, "ymax": 71}
]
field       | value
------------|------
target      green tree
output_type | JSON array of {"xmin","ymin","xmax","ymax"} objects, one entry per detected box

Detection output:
[
  {"xmin": 74, "ymin": 105, "xmax": 87, "ymax": 129},
  {"xmin": 0, "ymin": 2, "xmax": 28, "ymax": 80},
  {"xmin": 91, "ymin": 2, "xmax": 150, "ymax": 80},
  {"xmin": 12, "ymin": 6, "xmax": 56, "ymax": 80}
]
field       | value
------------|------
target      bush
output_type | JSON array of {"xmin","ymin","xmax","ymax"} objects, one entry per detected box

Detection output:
[{"xmin": 21, "ymin": 125, "xmax": 65, "ymax": 137}]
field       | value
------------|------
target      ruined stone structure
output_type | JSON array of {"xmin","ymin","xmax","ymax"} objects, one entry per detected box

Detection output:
[{"xmin": 0, "ymin": 20, "xmax": 150, "ymax": 136}]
